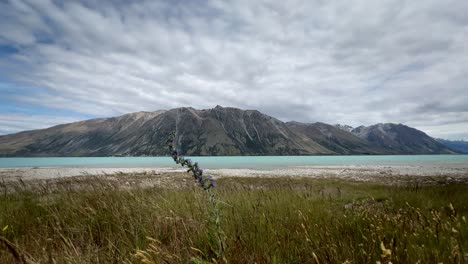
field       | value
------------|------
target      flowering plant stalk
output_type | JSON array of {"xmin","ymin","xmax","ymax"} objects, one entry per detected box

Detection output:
[
  {"xmin": 167, "ymin": 131, "xmax": 216, "ymax": 190},
  {"xmin": 166, "ymin": 131, "xmax": 226, "ymax": 262}
]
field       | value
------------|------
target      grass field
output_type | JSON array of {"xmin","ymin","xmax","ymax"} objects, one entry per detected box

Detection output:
[{"xmin": 1, "ymin": 174, "xmax": 467, "ymax": 263}]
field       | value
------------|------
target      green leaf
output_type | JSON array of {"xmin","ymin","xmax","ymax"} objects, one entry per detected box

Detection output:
[
  {"xmin": 190, "ymin": 257, "xmax": 206, "ymax": 264},
  {"xmin": 2, "ymin": 225, "xmax": 8, "ymax": 232}
]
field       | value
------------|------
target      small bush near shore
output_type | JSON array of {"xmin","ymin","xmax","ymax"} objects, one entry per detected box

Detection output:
[{"xmin": 1, "ymin": 176, "xmax": 467, "ymax": 263}]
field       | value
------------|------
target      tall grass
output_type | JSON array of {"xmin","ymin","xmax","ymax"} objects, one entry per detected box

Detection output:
[
  {"xmin": 164, "ymin": 131, "xmax": 225, "ymax": 263},
  {"xmin": 1, "ymin": 175, "xmax": 467, "ymax": 263}
]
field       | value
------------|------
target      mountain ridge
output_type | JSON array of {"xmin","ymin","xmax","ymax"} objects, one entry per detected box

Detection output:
[
  {"xmin": 436, "ymin": 138, "xmax": 468, "ymax": 154},
  {"xmin": 0, "ymin": 106, "xmax": 459, "ymax": 156}
]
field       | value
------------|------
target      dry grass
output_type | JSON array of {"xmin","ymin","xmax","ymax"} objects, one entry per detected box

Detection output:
[{"xmin": 1, "ymin": 175, "xmax": 467, "ymax": 263}]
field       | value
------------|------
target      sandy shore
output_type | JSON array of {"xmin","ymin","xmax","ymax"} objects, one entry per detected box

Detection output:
[{"xmin": 1, "ymin": 164, "xmax": 468, "ymax": 184}]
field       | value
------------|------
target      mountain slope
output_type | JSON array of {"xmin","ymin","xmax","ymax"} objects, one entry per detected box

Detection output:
[
  {"xmin": 351, "ymin": 123, "xmax": 456, "ymax": 154},
  {"xmin": 0, "ymin": 106, "xmax": 458, "ymax": 156},
  {"xmin": 286, "ymin": 122, "xmax": 388, "ymax": 154},
  {"xmin": 0, "ymin": 111, "xmax": 168, "ymax": 156},
  {"xmin": 170, "ymin": 106, "xmax": 332, "ymax": 155},
  {"xmin": 436, "ymin": 139, "xmax": 468, "ymax": 153}
]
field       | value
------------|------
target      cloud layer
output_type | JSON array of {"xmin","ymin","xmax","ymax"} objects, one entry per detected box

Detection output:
[{"xmin": 1, "ymin": 0, "xmax": 467, "ymax": 138}]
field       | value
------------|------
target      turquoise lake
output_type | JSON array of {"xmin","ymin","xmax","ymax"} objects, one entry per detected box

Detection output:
[{"xmin": 0, "ymin": 155, "xmax": 467, "ymax": 169}]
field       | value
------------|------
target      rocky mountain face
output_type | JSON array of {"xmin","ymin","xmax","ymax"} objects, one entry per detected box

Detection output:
[
  {"xmin": 287, "ymin": 122, "xmax": 388, "ymax": 154},
  {"xmin": 169, "ymin": 106, "xmax": 331, "ymax": 155},
  {"xmin": 0, "ymin": 106, "xmax": 459, "ymax": 156},
  {"xmin": 436, "ymin": 139, "xmax": 468, "ymax": 153},
  {"xmin": 351, "ymin": 123, "xmax": 455, "ymax": 154}
]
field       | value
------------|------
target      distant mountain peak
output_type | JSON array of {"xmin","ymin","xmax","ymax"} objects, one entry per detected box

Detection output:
[
  {"xmin": 436, "ymin": 138, "xmax": 468, "ymax": 153},
  {"xmin": 334, "ymin": 124, "xmax": 354, "ymax": 132},
  {"xmin": 351, "ymin": 123, "xmax": 453, "ymax": 154}
]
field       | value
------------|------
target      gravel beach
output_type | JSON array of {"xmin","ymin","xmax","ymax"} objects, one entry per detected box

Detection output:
[{"xmin": 1, "ymin": 164, "xmax": 468, "ymax": 186}]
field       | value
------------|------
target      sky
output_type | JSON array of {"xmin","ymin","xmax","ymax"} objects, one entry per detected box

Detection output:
[{"xmin": 0, "ymin": 0, "xmax": 467, "ymax": 139}]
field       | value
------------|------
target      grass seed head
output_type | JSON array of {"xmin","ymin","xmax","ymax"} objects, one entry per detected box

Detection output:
[{"xmin": 380, "ymin": 241, "xmax": 392, "ymax": 258}]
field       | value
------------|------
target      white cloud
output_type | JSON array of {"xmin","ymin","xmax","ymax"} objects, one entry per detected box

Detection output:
[
  {"xmin": 0, "ymin": 113, "xmax": 82, "ymax": 135},
  {"xmin": 0, "ymin": 0, "xmax": 467, "ymax": 138}
]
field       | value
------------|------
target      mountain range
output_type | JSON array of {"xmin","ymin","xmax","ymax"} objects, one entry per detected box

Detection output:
[{"xmin": 0, "ymin": 106, "xmax": 459, "ymax": 156}]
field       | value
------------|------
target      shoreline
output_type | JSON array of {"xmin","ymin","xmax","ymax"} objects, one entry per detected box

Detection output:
[{"xmin": 1, "ymin": 164, "xmax": 468, "ymax": 185}]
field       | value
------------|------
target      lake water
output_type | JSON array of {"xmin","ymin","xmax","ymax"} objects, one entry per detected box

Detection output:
[{"xmin": 0, "ymin": 155, "xmax": 467, "ymax": 169}]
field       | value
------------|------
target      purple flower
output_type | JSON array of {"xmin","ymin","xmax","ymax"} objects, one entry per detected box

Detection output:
[
  {"xmin": 205, "ymin": 175, "xmax": 217, "ymax": 188},
  {"xmin": 167, "ymin": 132, "xmax": 216, "ymax": 190}
]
